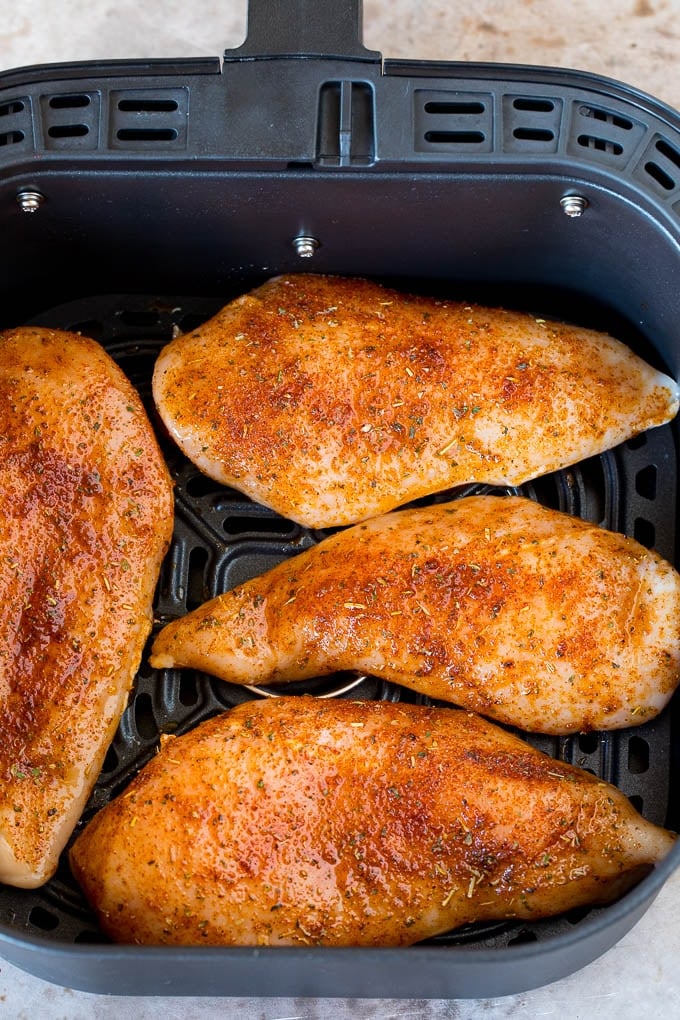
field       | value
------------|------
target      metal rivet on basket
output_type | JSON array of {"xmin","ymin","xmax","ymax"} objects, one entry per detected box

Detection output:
[
  {"xmin": 560, "ymin": 195, "xmax": 588, "ymax": 218},
  {"xmin": 292, "ymin": 235, "xmax": 320, "ymax": 258},
  {"xmin": 16, "ymin": 189, "xmax": 46, "ymax": 213}
]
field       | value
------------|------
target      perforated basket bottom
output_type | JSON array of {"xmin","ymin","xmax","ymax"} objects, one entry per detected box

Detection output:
[{"xmin": 2, "ymin": 289, "xmax": 678, "ymax": 951}]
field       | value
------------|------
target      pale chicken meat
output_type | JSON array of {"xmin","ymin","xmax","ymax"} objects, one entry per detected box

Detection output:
[
  {"xmin": 69, "ymin": 697, "xmax": 675, "ymax": 947},
  {"xmin": 0, "ymin": 327, "xmax": 174, "ymax": 888},
  {"xmin": 150, "ymin": 495, "xmax": 680, "ymax": 734},
  {"xmin": 151, "ymin": 274, "xmax": 679, "ymax": 528}
]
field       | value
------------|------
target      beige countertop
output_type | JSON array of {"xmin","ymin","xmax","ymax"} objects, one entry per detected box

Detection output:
[
  {"xmin": 3, "ymin": 0, "xmax": 679, "ymax": 110},
  {"xmin": 1, "ymin": 2, "xmax": 680, "ymax": 1017},
  {"xmin": 364, "ymin": 0, "xmax": 680, "ymax": 111}
]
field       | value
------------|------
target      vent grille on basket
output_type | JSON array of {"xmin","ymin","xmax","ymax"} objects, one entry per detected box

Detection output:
[
  {"xmin": 413, "ymin": 90, "xmax": 657, "ymax": 166},
  {"xmin": 414, "ymin": 89, "xmax": 493, "ymax": 152},
  {"xmin": 0, "ymin": 96, "xmax": 31, "ymax": 149},
  {"xmin": 109, "ymin": 88, "xmax": 189, "ymax": 148},
  {"xmin": 40, "ymin": 92, "xmax": 100, "ymax": 149},
  {"xmin": 502, "ymin": 95, "xmax": 563, "ymax": 152},
  {"xmin": 636, "ymin": 133, "xmax": 680, "ymax": 196},
  {"xmin": 569, "ymin": 102, "xmax": 645, "ymax": 164}
]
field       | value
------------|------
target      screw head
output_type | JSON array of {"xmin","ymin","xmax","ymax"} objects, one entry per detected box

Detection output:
[
  {"xmin": 16, "ymin": 189, "xmax": 46, "ymax": 213},
  {"xmin": 292, "ymin": 235, "xmax": 320, "ymax": 258},
  {"xmin": 560, "ymin": 195, "xmax": 588, "ymax": 218}
]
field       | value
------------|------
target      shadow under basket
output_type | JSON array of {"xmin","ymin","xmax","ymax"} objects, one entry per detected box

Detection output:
[{"xmin": 1, "ymin": 0, "xmax": 680, "ymax": 999}]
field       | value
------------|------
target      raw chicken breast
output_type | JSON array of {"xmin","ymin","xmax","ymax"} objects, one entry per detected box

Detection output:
[
  {"xmin": 151, "ymin": 274, "xmax": 679, "ymax": 527},
  {"xmin": 69, "ymin": 697, "xmax": 675, "ymax": 947},
  {"xmin": 0, "ymin": 327, "xmax": 174, "ymax": 888},
  {"xmin": 150, "ymin": 495, "xmax": 680, "ymax": 734}
]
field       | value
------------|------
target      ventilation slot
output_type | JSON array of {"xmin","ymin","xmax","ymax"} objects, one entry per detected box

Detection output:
[
  {"xmin": 633, "ymin": 516, "xmax": 655, "ymax": 548},
  {"xmin": 512, "ymin": 98, "xmax": 555, "ymax": 113},
  {"xmin": 116, "ymin": 128, "xmax": 178, "ymax": 142},
  {"xmin": 424, "ymin": 101, "xmax": 485, "ymax": 115},
  {"xmin": 316, "ymin": 80, "xmax": 375, "ymax": 167},
  {"xmin": 645, "ymin": 161, "xmax": 674, "ymax": 190},
  {"xmin": 0, "ymin": 99, "xmax": 24, "ymax": 116},
  {"xmin": 29, "ymin": 906, "xmax": 60, "ymax": 932},
  {"xmin": 424, "ymin": 130, "xmax": 484, "ymax": 145},
  {"xmin": 186, "ymin": 473, "xmax": 224, "ymax": 499},
  {"xmin": 569, "ymin": 101, "xmax": 643, "ymax": 165},
  {"xmin": 41, "ymin": 92, "xmax": 98, "ymax": 150},
  {"xmin": 223, "ymin": 515, "xmax": 299, "ymax": 538},
  {"xmin": 513, "ymin": 127, "xmax": 554, "ymax": 142},
  {"xmin": 577, "ymin": 134, "xmax": 623, "ymax": 156},
  {"xmin": 577, "ymin": 732, "xmax": 599, "ymax": 755},
  {"xmin": 134, "ymin": 691, "xmax": 158, "ymax": 741},
  {"xmin": 110, "ymin": 88, "xmax": 189, "ymax": 149},
  {"xmin": 179, "ymin": 674, "xmax": 200, "ymax": 707},
  {"xmin": 48, "ymin": 94, "xmax": 91, "ymax": 110},
  {"xmin": 628, "ymin": 736, "xmax": 650, "ymax": 775},
  {"xmin": 118, "ymin": 99, "xmax": 179, "ymax": 113},
  {"xmin": 187, "ymin": 545, "xmax": 210, "ymax": 610},
  {"xmin": 415, "ymin": 90, "xmax": 492, "ymax": 153},
  {"xmin": 635, "ymin": 464, "xmax": 657, "ymax": 501},
  {"xmin": 503, "ymin": 94, "xmax": 562, "ymax": 152},
  {"xmin": 48, "ymin": 124, "xmax": 89, "ymax": 139},
  {"xmin": 0, "ymin": 130, "xmax": 24, "ymax": 146}
]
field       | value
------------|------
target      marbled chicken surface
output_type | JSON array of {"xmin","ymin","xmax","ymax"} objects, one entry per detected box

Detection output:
[
  {"xmin": 69, "ymin": 697, "xmax": 675, "ymax": 947},
  {"xmin": 150, "ymin": 495, "xmax": 680, "ymax": 734},
  {"xmin": 0, "ymin": 327, "xmax": 174, "ymax": 888},
  {"xmin": 151, "ymin": 274, "xmax": 679, "ymax": 527}
]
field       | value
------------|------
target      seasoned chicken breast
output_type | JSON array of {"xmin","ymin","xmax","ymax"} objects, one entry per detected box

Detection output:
[
  {"xmin": 69, "ymin": 697, "xmax": 675, "ymax": 947},
  {"xmin": 151, "ymin": 274, "xmax": 679, "ymax": 527},
  {"xmin": 0, "ymin": 327, "xmax": 174, "ymax": 888},
  {"xmin": 150, "ymin": 495, "xmax": 680, "ymax": 734}
]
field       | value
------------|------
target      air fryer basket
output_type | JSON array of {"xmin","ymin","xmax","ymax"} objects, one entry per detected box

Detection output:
[{"xmin": 1, "ymin": 0, "xmax": 680, "ymax": 999}]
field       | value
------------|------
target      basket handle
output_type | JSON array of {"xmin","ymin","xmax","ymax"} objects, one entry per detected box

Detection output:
[{"xmin": 226, "ymin": 0, "xmax": 380, "ymax": 61}]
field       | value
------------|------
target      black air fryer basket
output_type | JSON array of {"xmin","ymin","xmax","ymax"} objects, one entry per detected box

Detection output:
[{"xmin": 1, "ymin": 0, "xmax": 680, "ymax": 999}]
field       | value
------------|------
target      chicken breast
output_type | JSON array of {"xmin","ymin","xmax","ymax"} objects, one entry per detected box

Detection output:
[
  {"xmin": 150, "ymin": 495, "xmax": 680, "ymax": 734},
  {"xmin": 151, "ymin": 274, "xmax": 679, "ymax": 528},
  {"xmin": 0, "ymin": 327, "xmax": 174, "ymax": 888},
  {"xmin": 69, "ymin": 696, "xmax": 675, "ymax": 947}
]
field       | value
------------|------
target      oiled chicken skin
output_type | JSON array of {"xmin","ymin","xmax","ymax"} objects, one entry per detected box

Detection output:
[
  {"xmin": 69, "ymin": 697, "xmax": 674, "ymax": 947},
  {"xmin": 151, "ymin": 274, "xmax": 679, "ymax": 527},
  {"xmin": 150, "ymin": 495, "xmax": 680, "ymax": 734},
  {"xmin": 0, "ymin": 327, "xmax": 174, "ymax": 888}
]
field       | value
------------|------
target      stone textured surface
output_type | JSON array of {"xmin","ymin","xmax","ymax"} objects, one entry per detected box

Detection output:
[
  {"xmin": 2, "ymin": 0, "xmax": 679, "ymax": 111},
  {"xmin": 1, "ymin": 1, "xmax": 680, "ymax": 1016}
]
